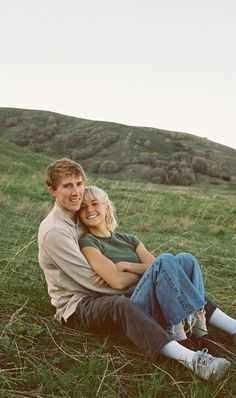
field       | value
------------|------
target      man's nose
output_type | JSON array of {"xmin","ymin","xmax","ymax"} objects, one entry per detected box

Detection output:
[{"xmin": 71, "ymin": 185, "xmax": 81, "ymax": 194}]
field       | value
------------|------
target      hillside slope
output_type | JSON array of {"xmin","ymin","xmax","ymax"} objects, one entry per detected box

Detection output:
[{"xmin": 0, "ymin": 107, "xmax": 236, "ymax": 186}]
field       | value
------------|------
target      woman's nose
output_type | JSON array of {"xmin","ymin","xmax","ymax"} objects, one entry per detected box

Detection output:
[{"xmin": 87, "ymin": 204, "xmax": 93, "ymax": 212}]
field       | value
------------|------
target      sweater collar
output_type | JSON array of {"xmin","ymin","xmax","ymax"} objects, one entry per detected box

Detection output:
[{"xmin": 53, "ymin": 203, "xmax": 81, "ymax": 227}]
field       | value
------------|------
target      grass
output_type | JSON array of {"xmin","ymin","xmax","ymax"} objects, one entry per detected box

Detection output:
[{"xmin": 0, "ymin": 139, "xmax": 236, "ymax": 397}]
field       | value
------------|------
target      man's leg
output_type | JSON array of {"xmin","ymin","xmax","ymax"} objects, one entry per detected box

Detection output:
[
  {"xmin": 64, "ymin": 294, "xmax": 171, "ymax": 358},
  {"xmin": 208, "ymin": 308, "xmax": 236, "ymax": 339},
  {"xmin": 63, "ymin": 294, "xmax": 231, "ymax": 383},
  {"xmin": 204, "ymin": 296, "xmax": 217, "ymax": 323}
]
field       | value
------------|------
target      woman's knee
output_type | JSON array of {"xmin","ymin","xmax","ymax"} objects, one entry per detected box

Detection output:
[
  {"xmin": 151, "ymin": 253, "xmax": 177, "ymax": 273},
  {"xmin": 175, "ymin": 252, "xmax": 196, "ymax": 264},
  {"xmin": 175, "ymin": 252, "xmax": 202, "ymax": 277},
  {"xmin": 154, "ymin": 252, "xmax": 175, "ymax": 264}
]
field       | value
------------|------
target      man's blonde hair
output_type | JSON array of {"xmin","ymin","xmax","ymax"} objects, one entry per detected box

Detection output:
[
  {"xmin": 82, "ymin": 186, "xmax": 118, "ymax": 232},
  {"xmin": 46, "ymin": 158, "xmax": 86, "ymax": 189}
]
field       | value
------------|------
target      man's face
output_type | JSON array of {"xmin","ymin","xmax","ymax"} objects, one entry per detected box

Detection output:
[{"xmin": 48, "ymin": 174, "xmax": 85, "ymax": 220}]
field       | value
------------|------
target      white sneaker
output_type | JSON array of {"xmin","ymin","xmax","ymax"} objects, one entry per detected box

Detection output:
[{"xmin": 192, "ymin": 349, "xmax": 231, "ymax": 383}]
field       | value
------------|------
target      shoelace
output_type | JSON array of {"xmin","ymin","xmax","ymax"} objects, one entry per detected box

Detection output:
[{"xmin": 197, "ymin": 348, "xmax": 214, "ymax": 366}]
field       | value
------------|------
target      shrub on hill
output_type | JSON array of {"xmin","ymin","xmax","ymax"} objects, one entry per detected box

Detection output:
[
  {"xmin": 141, "ymin": 166, "xmax": 154, "ymax": 181},
  {"xmin": 130, "ymin": 153, "xmax": 158, "ymax": 166},
  {"xmin": 11, "ymin": 127, "xmax": 56, "ymax": 146},
  {"xmin": 167, "ymin": 160, "xmax": 181, "ymax": 171},
  {"xmin": 152, "ymin": 159, "xmax": 168, "ymax": 168},
  {"xmin": 32, "ymin": 128, "xmax": 56, "ymax": 142},
  {"xmin": 166, "ymin": 160, "xmax": 196, "ymax": 186},
  {"xmin": 141, "ymin": 166, "xmax": 167, "ymax": 184},
  {"xmin": 5, "ymin": 116, "xmax": 18, "ymax": 127},
  {"xmin": 192, "ymin": 156, "xmax": 209, "ymax": 173},
  {"xmin": 47, "ymin": 115, "xmax": 57, "ymax": 125},
  {"xmin": 172, "ymin": 151, "xmax": 190, "ymax": 161},
  {"xmin": 55, "ymin": 133, "xmax": 87, "ymax": 148},
  {"xmin": 90, "ymin": 160, "xmax": 102, "ymax": 173},
  {"xmin": 12, "ymin": 137, "xmax": 29, "ymax": 146},
  {"xmin": 151, "ymin": 167, "xmax": 167, "ymax": 184},
  {"xmin": 98, "ymin": 160, "xmax": 119, "ymax": 173},
  {"xmin": 192, "ymin": 156, "xmax": 222, "ymax": 178},
  {"xmin": 167, "ymin": 166, "xmax": 196, "ymax": 186},
  {"xmin": 206, "ymin": 162, "xmax": 221, "ymax": 178},
  {"xmin": 221, "ymin": 175, "xmax": 231, "ymax": 182},
  {"xmin": 141, "ymin": 160, "xmax": 196, "ymax": 186}
]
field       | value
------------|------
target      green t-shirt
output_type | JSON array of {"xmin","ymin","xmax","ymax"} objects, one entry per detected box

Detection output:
[{"xmin": 79, "ymin": 232, "xmax": 140, "ymax": 263}]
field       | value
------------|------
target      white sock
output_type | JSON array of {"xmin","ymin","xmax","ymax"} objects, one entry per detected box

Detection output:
[
  {"xmin": 209, "ymin": 308, "xmax": 236, "ymax": 335},
  {"xmin": 160, "ymin": 340, "xmax": 195, "ymax": 370}
]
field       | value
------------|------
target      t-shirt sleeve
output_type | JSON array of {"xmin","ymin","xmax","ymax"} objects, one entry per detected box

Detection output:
[
  {"xmin": 118, "ymin": 233, "xmax": 140, "ymax": 250},
  {"xmin": 79, "ymin": 234, "xmax": 103, "ymax": 251}
]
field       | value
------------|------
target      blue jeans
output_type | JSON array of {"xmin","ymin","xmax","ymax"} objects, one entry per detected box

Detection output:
[{"xmin": 130, "ymin": 253, "xmax": 206, "ymax": 327}]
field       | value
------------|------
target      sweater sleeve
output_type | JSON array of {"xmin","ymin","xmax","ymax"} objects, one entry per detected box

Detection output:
[{"xmin": 43, "ymin": 227, "xmax": 92, "ymax": 283}]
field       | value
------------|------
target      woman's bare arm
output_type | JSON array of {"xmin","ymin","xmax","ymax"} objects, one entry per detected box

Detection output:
[
  {"xmin": 81, "ymin": 246, "xmax": 139, "ymax": 289},
  {"xmin": 116, "ymin": 242, "xmax": 155, "ymax": 275}
]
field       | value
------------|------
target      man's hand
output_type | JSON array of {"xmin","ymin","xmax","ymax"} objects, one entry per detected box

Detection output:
[{"xmin": 91, "ymin": 271, "xmax": 109, "ymax": 287}]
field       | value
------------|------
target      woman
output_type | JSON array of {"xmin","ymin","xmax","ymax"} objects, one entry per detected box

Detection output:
[{"xmin": 78, "ymin": 186, "xmax": 236, "ymax": 345}]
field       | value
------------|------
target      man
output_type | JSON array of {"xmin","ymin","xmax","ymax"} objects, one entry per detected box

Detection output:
[{"xmin": 38, "ymin": 158, "xmax": 234, "ymax": 383}]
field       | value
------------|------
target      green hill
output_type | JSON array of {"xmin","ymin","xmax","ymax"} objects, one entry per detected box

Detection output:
[{"xmin": 0, "ymin": 107, "xmax": 236, "ymax": 187}]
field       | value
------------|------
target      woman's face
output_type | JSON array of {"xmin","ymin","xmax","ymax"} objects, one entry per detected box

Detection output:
[{"xmin": 79, "ymin": 195, "xmax": 108, "ymax": 229}]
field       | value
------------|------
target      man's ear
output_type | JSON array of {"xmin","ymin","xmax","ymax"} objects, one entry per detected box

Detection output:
[{"xmin": 48, "ymin": 186, "xmax": 55, "ymax": 197}]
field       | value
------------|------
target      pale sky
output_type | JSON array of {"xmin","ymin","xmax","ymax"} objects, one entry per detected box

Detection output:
[{"xmin": 1, "ymin": 0, "xmax": 236, "ymax": 149}]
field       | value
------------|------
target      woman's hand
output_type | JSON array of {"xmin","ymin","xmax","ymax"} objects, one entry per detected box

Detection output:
[{"xmin": 116, "ymin": 262, "xmax": 129, "ymax": 272}]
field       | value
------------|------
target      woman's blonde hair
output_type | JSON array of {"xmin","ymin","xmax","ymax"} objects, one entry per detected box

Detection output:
[{"xmin": 81, "ymin": 186, "xmax": 118, "ymax": 232}]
